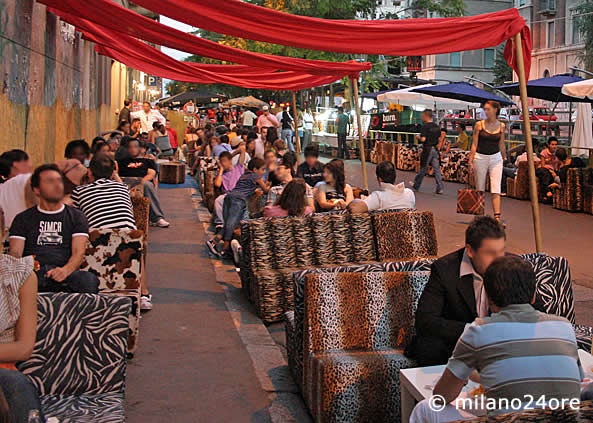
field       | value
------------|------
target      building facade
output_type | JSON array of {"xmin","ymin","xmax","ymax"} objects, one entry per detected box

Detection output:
[
  {"xmin": 0, "ymin": 0, "xmax": 152, "ymax": 163},
  {"xmin": 516, "ymin": 0, "xmax": 585, "ymax": 80}
]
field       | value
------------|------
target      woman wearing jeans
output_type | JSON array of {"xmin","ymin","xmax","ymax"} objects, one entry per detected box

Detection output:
[
  {"xmin": 469, "ymin": 100, "xmax": 507, "ymax": 224},
  {"xmin": 0, "ymin": 255, "xmax": 45, "ymax": 422}
]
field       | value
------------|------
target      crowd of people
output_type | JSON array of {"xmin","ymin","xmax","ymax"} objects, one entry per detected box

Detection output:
[
  {"xmin": 197, "ymin": 104, "xmax": 416, "ymax": 259},
  {"xmin": 1, "ymin": 96, "xmax": 591, "ymax": 423}
]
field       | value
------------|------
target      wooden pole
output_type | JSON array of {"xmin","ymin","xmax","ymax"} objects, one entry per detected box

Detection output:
[
  {"xmin": 292, "ymin": 91, "xmax": 301, "ymax": 163},
  {"xmin": 351, "ymin": 76, "xmax": 368, "ymax": 191},
  {"xmin": 514, "ymin": 33, "xmax": 543, "ymax": 252}
]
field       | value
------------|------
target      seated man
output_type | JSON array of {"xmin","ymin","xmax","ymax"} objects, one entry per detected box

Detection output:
[
  {"xmin": 296, "ymin": 145, "xmax": 324, "ymax": 188},
  {"xmin": 406, "ymin": 216, "xmax": 506, "ymax": 366},
  {"xmin": 410, "ymin": 255, "xmax": 583, "ymax": 422},
  {"xmin": 206, "ymin": 158, "xmax": 267, "ymax": 258},
  {"xmin": 64, "ymin": 139, "xmax": 91, "ymax": 166},
  {"xmin": 71, "ymin": 153, "xmax": 137, "ymax": 230},
  {"xmin": 9, "ymin": 164, "xmax": 99, "ymax": 293},
  {"xmin": 539, "ymin": 136, "xmax": 560, "ymax": 172},
  {"xmin": 118, "ymin": 139, "xmax": 170, "ymax": 228},
  {"xmin": 267, "ymin": 155, "xmax": 314, "ymax": 209},
  {"xmin": 213, "ymin": 146, "xmax": 247, "ymax": 230},
  {"xmin": 348, "ymin": 161, "xmax": 415, "ymax": 213},
  {"xmin": 0, "ymin": 150, "xmax": 36, "ymax": 235},
  {"xmin": 451, "ymin": 123, "xmax": 470, "ymax": 150}
]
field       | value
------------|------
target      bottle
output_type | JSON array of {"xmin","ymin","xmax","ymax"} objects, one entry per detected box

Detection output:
[{"xmin": 28, "ymin": 410, "xmax": 41, "ymax": 423}]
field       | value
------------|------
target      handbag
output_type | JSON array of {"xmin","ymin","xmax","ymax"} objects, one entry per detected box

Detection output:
[
  {"xmin": 457, "ymin": 167, "xmax": 485, "ymax": 215},
  {"xmin": 457, "ymin": 189, "xmax": 485, "ymax": 215}
]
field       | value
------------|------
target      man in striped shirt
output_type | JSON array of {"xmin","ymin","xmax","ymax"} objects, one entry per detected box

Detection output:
[
  {"xmin": 71, "ymin": 154, "xmax": 136, "ymax": 230},
  {"xmin": 411, "ymin": 256, "xmax": 584, "ymax": 422}
]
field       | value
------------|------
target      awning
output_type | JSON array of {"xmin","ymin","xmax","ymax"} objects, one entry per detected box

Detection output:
[
  {"xmin": 562, "ymin": 79, "xmax": 593, "ymax": 100},
  {"xmin": 411, "ymin": 82, "xmax": 514, "ymax": 106},
  {"xmin": 377, "ymin": 84, "xmax": 479, "ymax": 109},
  {"xmin": 496, "ymin": 74, "xmax": 593, "ymax": 103}
]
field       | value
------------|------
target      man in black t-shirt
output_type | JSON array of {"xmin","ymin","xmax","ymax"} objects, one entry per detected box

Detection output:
[
  {"xmin": 118, "ymin": 139, "xmax": 170, "ymax": 228},
  {"xmin": 412, "ymin": 109, "xmax": 445, "ymax": 194},
  {"xmin": 9, "ymin": 164, "xmax": 99, "ymax": 293},
  {"xmin": 296, "ymin": 145, "xmax": 324, "ymax": 187},
  {"xmin": 216, "ymin": 106, "xmax": 227, "ymax": 125}
]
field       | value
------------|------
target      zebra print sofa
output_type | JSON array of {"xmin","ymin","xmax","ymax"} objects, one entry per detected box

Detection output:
[
  {"xmin": 286, "ymin": 253, "xmax": 592, "ymax": 394},
  {"xmin": 18, "ymin": 293, "xmax": 131, "ymax": 423}
]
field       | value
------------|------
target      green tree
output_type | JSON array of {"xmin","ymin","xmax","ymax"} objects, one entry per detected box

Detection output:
[
  {"xmin": 575, "ymin": 1, "xmax": 593, "ymax": 71},
  {"xmin": 492, "ymin": 45, "xmax": 513, "ymax": 86},
  {"xmin": 165, "ymin": 0, "xmax": 466, "ymax": 97}
]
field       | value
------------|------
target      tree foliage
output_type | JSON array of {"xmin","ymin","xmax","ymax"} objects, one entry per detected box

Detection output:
[
  {"xmin": 575, "ymin": 1, "xmax": 593, "ymax": 71},
  {"xmin": 164, "ymin": 0, "xmax": 465, "ymax": 97},
  {"xmin": 492, "ymin": 45, "xmax": 513, "ymax": 86}
]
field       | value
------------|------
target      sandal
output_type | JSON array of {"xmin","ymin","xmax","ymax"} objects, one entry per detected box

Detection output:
[{"xmin": 494, "ymin": 213, "xmax": 507, "ymax": 229}]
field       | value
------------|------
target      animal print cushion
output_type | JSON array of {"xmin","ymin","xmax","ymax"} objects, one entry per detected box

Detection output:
[
  {"xmin": 308, "ymin": 350, "xmax": 416, "ymax": 423},
  {"xmin": 553, "ymin": 167, "xmax": 586, "ymax": 212},
  {"xmin": 41, "ymin": 393, "xmax": 124, "ymax": 423},
  {"xmin": 396, "ymin": 144, "xmax": 419, "ymax": 171},
  {"xmin": 371, "ymin": 211, "xmax": 438, "ymax": 261},
  {"xmin": 83, "ymin": 229, "xmax": 144, "ymax": 290},
  {"xmin": 19, "ymin": 293, "xmax": 131, "ymax": 396}
]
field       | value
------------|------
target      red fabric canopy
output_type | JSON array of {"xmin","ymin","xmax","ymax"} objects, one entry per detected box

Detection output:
[
  {"xmin": 132, "ymin": 0, "xmax": 531, "ymax": 77},
  {"xmin": 37, "ymin": 0, "xmax": 370, "ymax": 75},
  {"xmin": 53, "ymin": 10, "xmax": 349, "ymax": 91}
]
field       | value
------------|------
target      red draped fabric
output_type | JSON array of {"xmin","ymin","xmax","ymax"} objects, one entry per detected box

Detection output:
[
  {"xmin": 52, "ymin": 10, "xmax": 350, "ymax": 90},
  {"xmin": 132, "ymin": 0, "xmax": 531, "ymax": 78},
  {"xmin": 36, "ymin": 0, "xmax": 370, "ymax": 75}
]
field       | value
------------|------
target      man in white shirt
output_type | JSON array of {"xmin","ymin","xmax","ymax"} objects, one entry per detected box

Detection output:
[
  {"xmin": 302, "ymin": 108, "xmax": 315, "ymax": 149},
  {"xmin": 348, "ymin": 161, "xmax": 415, "ymax": 213},
  {"xmin": 241, "ymin": 108, "xmax": 258, "ymax": 130},
  {"xmin": 130, "ymin": 101, "xmax": 166, "ymax": 133},
  {"xmin": 0, "ymin": 150, "xmax": 36, "ymax": 235}
]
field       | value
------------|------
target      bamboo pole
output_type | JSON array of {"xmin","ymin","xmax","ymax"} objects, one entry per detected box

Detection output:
[
  {"xmin": 292, "ymin": 91, "xmax": 301, "ymax": 163},
  {"xmin": 351, "ymin": 76, "xmax": 368, "ymax": 191},
  {"xmin": 514, "ymin": 33, "xmax": 543, "ymax": 252}
]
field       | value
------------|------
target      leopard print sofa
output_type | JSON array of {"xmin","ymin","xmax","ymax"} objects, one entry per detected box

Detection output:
[
  {"xmin": 286, "ymin": 253, "xmax": 592, "ymax": 422},
  {"xmin": 304, "ymin": 271, "xmax": 430, "ymax": 423},
  {"xmin": 554, "ymin": 167, "xmax": 593, "ymax": 213},
  {"xmin": 82, "ymin": 228, "xmax": 144, "ymax": 354},
  {"xmin": 239, "ymin": 210, "xmax": 437, "ymax": 323}
]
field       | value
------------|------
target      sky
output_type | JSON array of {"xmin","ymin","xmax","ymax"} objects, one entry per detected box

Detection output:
[{"xmin": 159, "ymin": 16, "xmax": 197, "ymax": 61}]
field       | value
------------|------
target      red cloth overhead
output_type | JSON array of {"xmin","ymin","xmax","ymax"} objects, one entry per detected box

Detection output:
[
  {"xmin": 36, "ymin": 0, "xmax": 370, "ymax": 75},
  {"xmin": 52, "ymin": 10, "xmax": 349, "ymax": 91},
  {"xmin": 132, "ymin": 0, "xmax": 531, "ymax": 78}
]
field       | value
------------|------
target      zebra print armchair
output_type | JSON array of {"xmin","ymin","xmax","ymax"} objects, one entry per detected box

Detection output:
[{"xmin": 18, "ymin": 293, "xmax": 131, "ymax": 423}]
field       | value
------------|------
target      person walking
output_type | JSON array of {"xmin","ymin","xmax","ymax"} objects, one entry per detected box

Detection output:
[
  {"xmin": 412, "ymin": 109, "xmax": 444, "ymax": 194},
  {"xmin": 280, "ymin": 107, "xmax": 295, "ymax": 152},
  {"xmin": 336, "ymin": 107, "xmax": 350, "ymax": 159},
  {"xmin": 302, "ymin": 108, "xmax": 314, "ymax": 150},
  {"xmin": 469, "ymin": 100, "xmax": 506, "ymax": 224}
]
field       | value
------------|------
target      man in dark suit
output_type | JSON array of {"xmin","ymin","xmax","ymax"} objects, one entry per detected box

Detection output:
[{"xmin": 406, "ymin": 216, "xmax": 506, "ymax": 365}]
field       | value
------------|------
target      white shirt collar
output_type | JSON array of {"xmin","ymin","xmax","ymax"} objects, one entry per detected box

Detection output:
[
  {"xmin": 460, "ymin": 249, "xmax": 481, "ymax": 280},
  {"xmin": 378, "ymin": 182, "xmax": 405, "ymax": 194},
  {"xmin": 37, "ymin": 204, "xmax": 65, "ymax": 214}
]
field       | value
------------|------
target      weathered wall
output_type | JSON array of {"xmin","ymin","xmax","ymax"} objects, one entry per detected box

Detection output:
[{"xmin": 0, "ymin": 0, "xmax": 115, "ymax": 164}]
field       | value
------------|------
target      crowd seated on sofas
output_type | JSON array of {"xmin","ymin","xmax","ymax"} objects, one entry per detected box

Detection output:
[{"xmin": 0, "ymin": 132, "xmax": 165, "ymax": 420}]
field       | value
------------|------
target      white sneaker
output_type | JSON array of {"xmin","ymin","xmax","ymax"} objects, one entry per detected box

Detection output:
[
  {"xmin": 150, "ymin": 218, "xmax": 170, "ymax": 228},
  {"xmin": 140, "ymin": 295, "xmax": 153, "ymax": 311}
]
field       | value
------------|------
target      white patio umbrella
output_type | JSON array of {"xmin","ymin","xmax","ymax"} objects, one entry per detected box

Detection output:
[
  {"xmin": 376, "ymin": 84, "xmax": 479, "ymax": 109},
  {"xmin": 561, "ymin": 79, "xmax": 593, "ymax": 100},
  {"xmin": 571, "ymin": 102, "xmax": 593, "ymax": 156}
]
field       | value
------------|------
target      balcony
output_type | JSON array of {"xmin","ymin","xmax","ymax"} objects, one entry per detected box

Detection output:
[{"xmin": 539, "ymin": 0, "xmax": 556, "ymax": 16}]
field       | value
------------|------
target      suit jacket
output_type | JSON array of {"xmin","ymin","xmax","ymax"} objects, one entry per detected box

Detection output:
[{"xmin": 415, "ymin": 248, "xmax": 477, "ymax": 348}]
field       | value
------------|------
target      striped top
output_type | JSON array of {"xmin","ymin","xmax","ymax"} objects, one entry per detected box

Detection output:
[
  {"xmin": 447, "ymin": 304, "xmax": 583, "ymax": 415},
  {"xmin": 71, "ymin": 178, "xmax": 137, "ymax": 230}
]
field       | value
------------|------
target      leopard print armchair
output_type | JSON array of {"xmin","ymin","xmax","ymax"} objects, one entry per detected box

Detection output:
[{"xmin": 303, "ymin": 271, "xmax": 430, "ymax": 423}]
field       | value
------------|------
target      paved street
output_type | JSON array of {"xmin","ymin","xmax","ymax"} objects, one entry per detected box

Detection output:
[{"xmin": 125, "ymin": 165, "xmax": 593, "ymax": 422}]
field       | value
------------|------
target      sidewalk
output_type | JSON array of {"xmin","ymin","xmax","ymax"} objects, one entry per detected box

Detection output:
[{"xmin": 125, "ymin": 185, "xmax": 274, "ymax": 422}]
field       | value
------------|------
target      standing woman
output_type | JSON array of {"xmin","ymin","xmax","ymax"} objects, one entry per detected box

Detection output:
[{"xmin": 469, "ymin": 100, "xmax": 506, "ymax": 223}]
